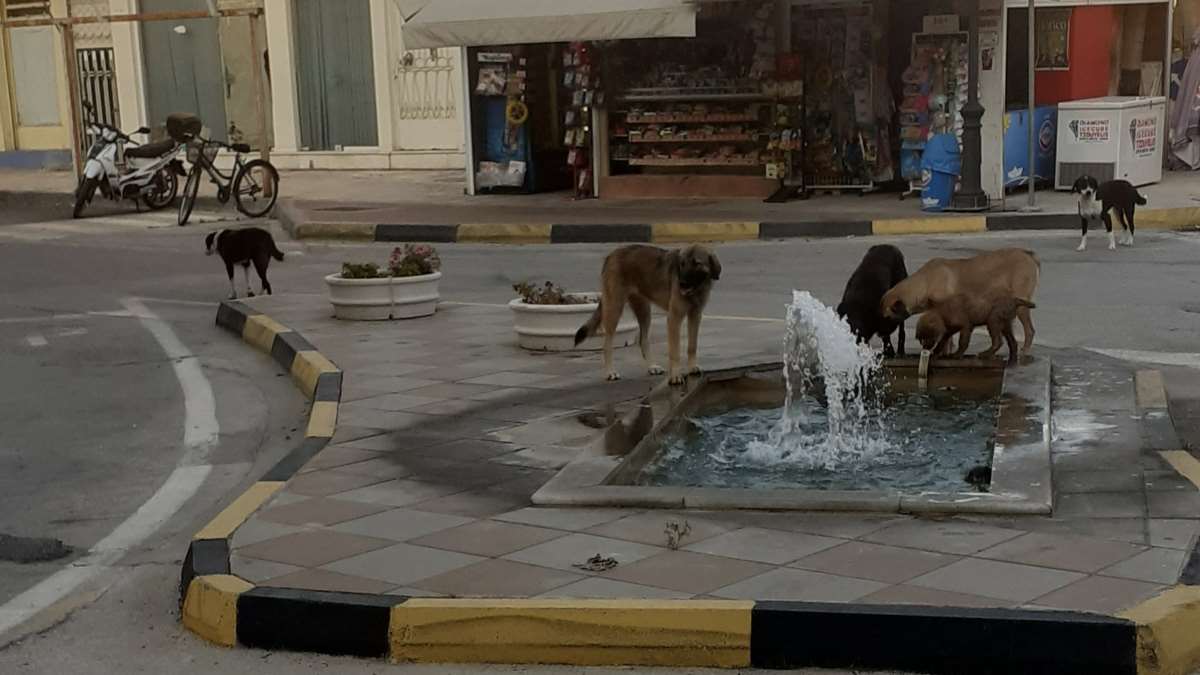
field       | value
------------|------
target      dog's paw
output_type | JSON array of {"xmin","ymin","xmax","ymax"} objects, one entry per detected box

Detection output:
[
  {"xmin": 1108, "ymin": 242, "xmax": 1117, "ymax": 251},
  {"xmin": 1076, "ymin": 243, "xmax": 1086, "ymax": 252},
  {"xmin": 647, "ymin": 364, "xmax": 666, "ymax": 376},
  {"xmin": 688, "ymin": 365, "xmax": 702, "ymax": 376},
  {"xmin": 247, "ymin": 291, "xmax": 256, "ymax": 298},
  {"xmin": 668, "ymin": 373, "xmax": 686, "ymax": 386},
  {"xmin": 605, "ymin": 371, "xmax": 622, "ymax": 382}
]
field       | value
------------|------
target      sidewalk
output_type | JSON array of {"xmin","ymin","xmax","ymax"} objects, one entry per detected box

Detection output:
[
  {"xmin": 273, "ymin": 170, "xmax": 1200, "ymax": 242},
  {"xmin": 179, "ymin": 290, "xmax": 1200, "ymax": 671},
  {"xmin": 7, "ymin": 167, "xmax": 1199, "ymax": 240},
  {"xmin": 224, "ymin": 296, "xmax": 1193, "ymax": 608}
]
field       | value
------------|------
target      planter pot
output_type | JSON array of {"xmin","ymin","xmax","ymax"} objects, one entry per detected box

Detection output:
[
  {"xmin": 509, "ymin": 293, "xmax": 637, "ymax": 352},
  {"xmin": 325, "ymin": 271, "xmax": 441, "ymax": 321}
]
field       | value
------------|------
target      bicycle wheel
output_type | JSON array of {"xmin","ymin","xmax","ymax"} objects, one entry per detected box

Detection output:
[
  {"xmin": 233, "ymin": 159, "xmax": 279, "ymax": 218},
  {"xmin": 178, "ymin": 164, "xmax": 201, "ymax": 226},
  {"xmin": 143, "ymin": 166, "xmax": 178, "ymax": 210},
  {"xmin": 73, "ymin": 177, "xmax": 98, "ymax": 219}
]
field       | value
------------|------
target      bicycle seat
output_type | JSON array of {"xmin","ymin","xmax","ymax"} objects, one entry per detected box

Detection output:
[{"xmin": 124, "ymin": 139, "xmax": 176, "ymax": 158}]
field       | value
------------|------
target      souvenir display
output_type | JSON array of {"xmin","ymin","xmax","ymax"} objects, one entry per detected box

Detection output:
[
  {"xmin": 900, "ymin": 31, "xmax": 969, "ymax": 195},
  {"xmin": 562, "ymin": 42, "xmax": 599, "ymax": 198},
  {"xmin": 605, "ymin": 1, "xmax": 775, "ymax": 181},
  {"xmin": 791, "ymin": 2, "xmax": 891, "ymax": 192}
]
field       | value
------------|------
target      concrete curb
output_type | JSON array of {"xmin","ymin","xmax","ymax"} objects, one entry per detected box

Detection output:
[
  {"xmin": 274, "ymin": 200, "xmax": 1200, "ymax": 244},
  {"xmin": 181, "ymin": 305, "xmax": 1200, "ymax": 674}
]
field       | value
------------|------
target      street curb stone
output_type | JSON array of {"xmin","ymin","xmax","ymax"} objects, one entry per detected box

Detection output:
[
  {"xmin": 270, "ymin": 200, "xmax": 1199, "ymax": 244},
  {"xmin": 752, "ymin": 602, "xmax": 1137, "ymax": 674},
  {"xmin": 180, "ymin": 303, "xmax": 1200, "ymax": 673}
]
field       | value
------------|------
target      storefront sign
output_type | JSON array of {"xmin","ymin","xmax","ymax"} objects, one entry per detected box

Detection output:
[
  {"xmin": 1130, "ymin": 117, "xmax": 1158, "ymax": 157},
  {"xmin": 1070, "ymin": 119, "xmax": 1110, "ymax": 143},
  {"xmin": 1035, "ymin": 8, "xmax": 1070, "ymax": 71},
  {"xmin": 923, "ymin": 15, "xmax": 959, "ymax": 34}
]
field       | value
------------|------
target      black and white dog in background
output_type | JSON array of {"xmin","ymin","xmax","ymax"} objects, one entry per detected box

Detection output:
[
  {"xmin": 205, "ymin": 227, "xmax": 284, "ymax": 299},
  {"xmin": 1071, "ymin": 175, "xmax": 1148, "ymax": 252}
]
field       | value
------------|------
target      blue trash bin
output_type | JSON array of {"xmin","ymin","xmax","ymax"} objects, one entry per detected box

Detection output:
[
  {"xmin": 920, "ymin": 134, "xmax": 961, "ymax": 212},
  {"xmin": 920, "ymin": 169, "xmax": 955, "ymax": 212}
]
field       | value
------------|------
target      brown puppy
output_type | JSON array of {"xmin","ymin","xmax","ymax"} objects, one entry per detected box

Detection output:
[
  {"xmin": 881, "ymin": 248, "xmax": 1040, "ymax": 352},
  {"xmin": 575, "ymin": 244, "xmax": 721, "ymax": 384},
  {"xmin": 915, "ymin": 293, "xmax": 1036, "ymax": 364}
]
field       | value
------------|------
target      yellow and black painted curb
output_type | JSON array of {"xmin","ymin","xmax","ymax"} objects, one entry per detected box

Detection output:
[
  {"xmin": 277, "ymin": 203, "xmax": 1200, "ymax": 244},
  {"xmin": 181, "ymin": 301, "xmax": 342, "ymax": 622},
  {"xmin": 182, "ymin": 303, "xmax": 1200, "ymax": 674}
]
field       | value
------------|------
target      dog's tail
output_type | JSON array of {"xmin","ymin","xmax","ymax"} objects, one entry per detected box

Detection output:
[
  {"xmin": 574, "ymin": 304, "xmax": 602, "ymax": 346},
  {"xmin": 270, "ymin": 241, "xmax": 285, "ymax": 262},
  {"xmin": 1135, "ymin": 192, "xmax": 1148, "ymax": 206}
]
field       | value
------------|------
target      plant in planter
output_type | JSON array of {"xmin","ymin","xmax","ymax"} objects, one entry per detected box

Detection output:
[
  {"xmin": 325, "ymin": 244, "xmax": 443, "ymax": 321},
  {"xmin": 508, "ymin": 280, "xmax": 637, "ymax": 352}
]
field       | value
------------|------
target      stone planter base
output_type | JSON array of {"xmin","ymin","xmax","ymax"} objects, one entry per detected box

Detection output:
[
  {"xmin": 325, "ymin": 272, "xmax": 441, "ymax": 321},
  {"xmin": 509, "ymin": 294, "xmax": 637, "ymax": 352}
]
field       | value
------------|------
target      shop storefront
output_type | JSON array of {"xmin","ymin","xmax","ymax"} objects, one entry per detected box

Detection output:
[
  {"xmin": 1003, "ymin": 0, "xmax": 1173, "ymax": 193},
  {"xmin": 403, "ymin": 0, "xmax": 1174, "ymax": 205}
]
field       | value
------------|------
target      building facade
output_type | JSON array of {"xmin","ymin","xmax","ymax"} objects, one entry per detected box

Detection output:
[{"xmin": 262, "ymin": 0, "xmax": 466, "ymax": 170}]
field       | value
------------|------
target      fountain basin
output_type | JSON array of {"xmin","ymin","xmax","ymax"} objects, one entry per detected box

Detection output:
[{"xmin": 534, "ymin": 358, "xmax": 1052, "ymax": 515}]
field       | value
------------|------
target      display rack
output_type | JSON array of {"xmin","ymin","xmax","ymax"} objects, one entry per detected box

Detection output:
[
  {"xmin": 899, "ymin": 31, "xmax": 969, "ymax": 200},
  {"xmin": 609, "ymin": 88, "xmax": 769, "ymax": 176},
  {"xmin": 792, "ymin": 1, "xmax": 880, "ymax": 194}
]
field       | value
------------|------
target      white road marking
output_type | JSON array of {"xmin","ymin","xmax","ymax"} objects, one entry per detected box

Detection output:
[
  {"xmin": 1088, "ymin": 348, "xmax": 1200, "ymax": 370},
  {"xmin": 57, "ymin": 328, "xmax": 88, "ymax": 337},
  {"xmin": 0, "ymin": 298, "xmax": 219, "ymax": 645},
  {"xmin": 25, "ymin": 334, "xmax": 47, "ymax": 347},
  {"xmin": 134, "ymin": 296, "xmax": 217, "ymax": 307},
  {"xmin": 440, "ymin": 300, "xmax": 787, "ymax": 323},
  {"xmin": 0, "ymin": 309, "xmax": 137, "ymax": 325},
  {"xmin": 122, "ymin": 298, "xmax": 219, "ymax": 455}
]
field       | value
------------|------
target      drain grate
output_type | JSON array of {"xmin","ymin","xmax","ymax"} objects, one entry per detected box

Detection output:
[{"xmin": 0, "ymin": 533, "xmax": 72, "ymax": 563}]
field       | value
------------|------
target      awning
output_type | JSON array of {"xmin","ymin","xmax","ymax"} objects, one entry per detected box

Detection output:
[{"xmin": 399, "ymin": 0, "xmax": 698, "ymax": 50}]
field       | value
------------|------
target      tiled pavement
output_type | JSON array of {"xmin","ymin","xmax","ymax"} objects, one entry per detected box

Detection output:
[{"xmin": 228, "ymin": 294, "xmax": 1199, "ymax": 615}]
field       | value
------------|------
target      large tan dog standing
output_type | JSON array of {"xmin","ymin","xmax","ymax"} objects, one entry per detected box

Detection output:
[
  {"xmin": 575, "ymin": 244, "xmax": 721, "ymax": 384},
  {"xmin": 881, "ymin": 248, "xmax": 1041, "ymax": 353}
]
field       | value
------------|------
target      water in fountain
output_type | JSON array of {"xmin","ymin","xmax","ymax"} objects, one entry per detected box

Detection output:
[{"xmin": 744, "ymin": 290, "xmax": 891, "ymax": 470}]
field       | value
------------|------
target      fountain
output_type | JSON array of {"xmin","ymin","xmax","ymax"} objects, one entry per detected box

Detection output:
[{"xmin": 535, "ymin": 290, "xmax": 1053, "ymax": 515}]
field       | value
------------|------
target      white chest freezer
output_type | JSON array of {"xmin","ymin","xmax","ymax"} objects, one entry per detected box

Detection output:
[{"xmin": 1054, "ymin": 96, "xmax": 1166, "ymax": 190}]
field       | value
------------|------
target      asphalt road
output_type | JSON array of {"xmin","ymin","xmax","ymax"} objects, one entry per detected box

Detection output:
[{"xmin": 1, "ymin": 199, "xmax": 1199, "ymax": 673}]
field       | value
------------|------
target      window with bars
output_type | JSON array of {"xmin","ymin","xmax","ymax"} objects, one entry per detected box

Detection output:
[{"xmin": 4, "ymin": 1, "xmax": 52, "ymax": 19}]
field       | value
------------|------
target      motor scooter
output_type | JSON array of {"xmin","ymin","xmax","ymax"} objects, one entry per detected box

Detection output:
[{"xmin": 73, "ymin": 102, "xmax": 187, "ymax": 219}]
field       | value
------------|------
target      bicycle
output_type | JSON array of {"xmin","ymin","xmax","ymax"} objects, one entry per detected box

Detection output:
[{"xmin": 178, "ymin": 135, "xmax": 279, "ymax": 226}]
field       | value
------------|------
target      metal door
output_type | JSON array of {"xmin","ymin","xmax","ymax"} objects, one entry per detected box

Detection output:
[
  {"xmin": 294, "ymin": 0, "xmax": 378, "ymax": 150},
  {"xmin": 139, "ymin": 0, "xmax": 227, "ymax": 139}
]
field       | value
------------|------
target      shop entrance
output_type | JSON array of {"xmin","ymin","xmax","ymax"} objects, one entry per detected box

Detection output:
[
  {"xmin": 466, "ymin": 44, "xmax": 581, "ymax": 195},
  {"xmin": 1004, "ymin": 2, "xmax": 1170, "ymax": 192},
  {"xmin": 594, "ymin": 0, "xmax": 973, "ymax": 207}
]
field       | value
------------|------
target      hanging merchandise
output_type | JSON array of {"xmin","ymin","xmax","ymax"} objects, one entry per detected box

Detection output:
[
  {"xmin": 792, "ymin": 1, "xmax": 889, "ymax": 193},
  {"xmin": 475, "ymin": 50, "xmax": 529, "ymax": 190},
  {"xmin": 901, "ymin": 29, "xmax": 969, "ymax": 199},
  {"xmin": 563, "ymin": 42, "xmax": 601, "ymax": 198}
]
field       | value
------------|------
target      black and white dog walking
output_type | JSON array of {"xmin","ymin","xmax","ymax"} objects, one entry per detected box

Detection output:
[
  {"xmin": 1071, "ymin": 175, "xmax": 1148, "ymax": 252},
  {"xmin": 205, "ymin": 227, "xmax": 284, "ymax": 298}
]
